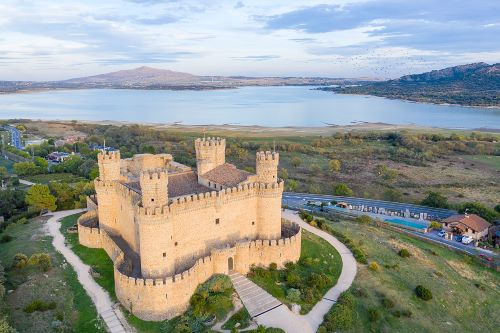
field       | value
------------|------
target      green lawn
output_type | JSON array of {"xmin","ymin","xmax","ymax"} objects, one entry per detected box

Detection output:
[
  {"xmin": 324, "ymin": 218, "xmax": 500, "ymax": 333},
  {"xmin": 222, "ymin": 307, "xmax": 251, "ymax": 330},
  {"xmin": 248, "ymin": 229, "xmax": 342, "ymax": 314},
  {"xmin": 0, "ymin": 216, "xmax": 105, "ymax": 333}
]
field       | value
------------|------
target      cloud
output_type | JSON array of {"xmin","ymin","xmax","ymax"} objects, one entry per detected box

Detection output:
[{"xmin": 231, "ymin": 55, "xmax": 280, "ymax": 61}]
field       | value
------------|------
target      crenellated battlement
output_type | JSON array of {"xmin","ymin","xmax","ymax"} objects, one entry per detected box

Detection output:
[
  {"xmin": 140, "ymin": 168, "xmax": 168, "ymax": 181},
  {"xmin": 256, "ymin": 151, "xmax": 279, "ymax": 162},
  {"xmin": 194, "ymin": 137, "xmax": 225, "ymax": 147},
  {"xmin": 97, "ymin": 150, "xmax": 121, "ymax": 162}
]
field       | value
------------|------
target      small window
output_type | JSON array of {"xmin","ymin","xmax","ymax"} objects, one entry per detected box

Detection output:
[
  {"xmin": 215, "ymin": 218, "xmax": 220, "ymax": 225},
  {"xmin": 151, "ymin": 198, "xmax": 154, "ymax": 202},
  {"xmin": 165, "ymin": 294, "xmax": 168, "ymax": 299},
  {"xmin": 252, "ymin": 221, "xmax": 255, "ymax": 225},
  {"xmin": 175, "ymin": 242, "xmax": 178, "ymax": 246},
  {"xmin": 163, "ymin": 252, "xmax": 166, "ymax": 257},
  {"xmin": 209, "ymin": 181, "xmax": 211, "ymax": 186}
]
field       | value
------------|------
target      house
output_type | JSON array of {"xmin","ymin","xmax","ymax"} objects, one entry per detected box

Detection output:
[
  {"xmin": 442, "ymin": 214, "xmax": 491, "ymax": 241},
  {"xmin": 47, "ymin": 151, "xmax": 70, "ymax": 163}
]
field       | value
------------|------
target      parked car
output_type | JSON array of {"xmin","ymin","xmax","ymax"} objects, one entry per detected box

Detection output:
[
  {"xmin": 438, "ymin": 230, "xmax": 446, "ymax": 237},
  {"xmin": 455, "ymin": 235, "xmax": 463, "ymax": 242},
  {"xmin": 479, "ymin": 253, "xmax": 493, "ymax": 262},
  {"xmin": 462, "ymin": 235, "xmax": 474, "ymax": 244}
]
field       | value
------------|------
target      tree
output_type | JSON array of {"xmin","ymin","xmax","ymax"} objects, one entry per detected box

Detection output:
[
  {"xmin": 495, "ymin": 204, "xmax": 500, "ymax": 214},
  {"xmin": 329, "ymin": 159, "xmax": 341, "ymax": 172},
  {"xmin": 278, "ymin": 168, "xmax": 289, "ymax": 179},
  {"xmin": 13, "ymin": 162, "xmax": 40, "ymax": 176},
  {"xmin": 291, "ymin": 157, "xmax": 302, "ymax": 168},
  {"xmin": 421, "ymin": 191, "xmax": 448, "ymax": 208},
  {"xmin": 383, "ymin": 188, "xmax": 403, "ymax": 202},
  {"xmin": 25, "ymin": 184, "xmax": 57, "ymax": 212},
  {"xmin": 33, "ymin": 156, "xmax": 48, "ymax": 170},
  {"xmin": 333, "ymin": 183, "xmax": 353, "ymax": 196},
  {"xmin": 0, "ymin": 190, "xmax": 26, "ymax": 219},
  {"xmin": 287, "ymin": 179, "xmax": 298, "ymax": 192},
  {"xmin": 458, "ymin": 202, "xmax": 498, "ymax": 223},
  {"xmin": 0, "ymin": 166, "xmax": 8, "ymax": 180}
]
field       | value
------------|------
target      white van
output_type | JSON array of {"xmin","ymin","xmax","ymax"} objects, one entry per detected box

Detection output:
[{"xmin": 461, "ymin": 235, "xmax": 474, "ymax": 244}]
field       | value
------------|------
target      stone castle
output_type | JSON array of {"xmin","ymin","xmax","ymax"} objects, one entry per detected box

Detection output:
[{"xmin": 78, "ymin": 137, "xmax": 301, "ymax": 320}]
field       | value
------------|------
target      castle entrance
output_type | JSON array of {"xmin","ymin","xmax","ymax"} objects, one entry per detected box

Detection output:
[{"xmin": 228, "ymin": 257, "xmax": 234, "ymax": 271}]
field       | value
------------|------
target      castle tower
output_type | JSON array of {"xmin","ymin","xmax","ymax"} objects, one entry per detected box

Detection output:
[
  {"xmin": 195, "ymin": 137, "xmax": 226, "ymax": 176},
  {"xmin": 140, "ymin": 169, "xmax": 169, "ymax": 209},
  {"xmin": 256, "ymin": 151, "xmax": 279, "ymax": 183},
  {"xmin": 97, "ymin": 150, "xmax": 121, "ymax": 181},
  {"xmin": 95, "ymin": 150, "xmax": 121, "ymax": 232}
]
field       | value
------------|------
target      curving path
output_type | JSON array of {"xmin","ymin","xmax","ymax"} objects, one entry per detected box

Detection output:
[
  {"xmin": 44, "ymin": 209, "xmax": 134, "ymax": 333},
  {"xmin": 239, "ymin": 209, "xmax": 357, "ymax": 333}
]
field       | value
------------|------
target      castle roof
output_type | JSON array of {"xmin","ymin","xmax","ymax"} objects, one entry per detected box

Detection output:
[
  {"xmin": 202, "ymin": 163, "xmax": 251, "ymax": 187},
  {"xmin": 124, "ymin": 171, "xmax": 211, "ymax": 198}
]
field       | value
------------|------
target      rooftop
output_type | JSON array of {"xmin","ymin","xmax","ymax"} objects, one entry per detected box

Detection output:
[
  {"xmin": 202, "ymin": 163, "xmax": 251, "ymax": 187},
  {"xmin": 443, "ymin": 214, "xmax": 491, "ymax": 232}
]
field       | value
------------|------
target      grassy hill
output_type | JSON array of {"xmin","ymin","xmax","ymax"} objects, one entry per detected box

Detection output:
[{"xmin": 321, "ymin": 63, "xmax": 500, "ymax": 107}]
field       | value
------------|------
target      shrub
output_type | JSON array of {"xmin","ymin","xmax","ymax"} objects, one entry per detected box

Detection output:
[
  {"xmin": 319, "ymin": 291, "xmax": 355, "ymax": 331},
  {"xmin": 368, "ymin": 308, "xmax": 380, "ymax": 322},
  {"xmin": 398, "ymin": 249, "xmax": 411, "ymax": 258},
  {"xmin": 0, "ymin": 235, "xmax": 13, "ymax": 243},
  {"xmin": 368, "ymin": 262, "xmax": 380, "ymax": 272},
  {"xmin": 381, "ymin": 297, "xmax": 395, "ymax": 309},
  {"xmin": 429, "ymin": 221, "xmax": 441, "ymax": 230},
  {"xmin": 286, "ymin": 288, "xmax": 301, "ymax": 303},
  {"xmin": 401, "ymin": 309, "xmax": 413, "ymax": 317},
  {"xmin": 13, "ymin": 253, "xmax": 28, "ymax": 268},
  {"xmin": 309, "ymin": 273, "xmax": 332, "ymax": 289},
  {"xmin": 24, "ymin": 300, "xmax": 56, "ymax": 313},
  {"xmin": 415, "ymin": 285, "xmax": 433, "ymax": 301},
  {"xmin": 268, "ymin": 263, "xmax": 277, "ymax": 271},
  {"xmin": 27, "ymin": 253, "xmax": 52, "ymax": 271},
  {"xmin": 355, "ymin": 215, "xmax": 372, "ymax": 224}
]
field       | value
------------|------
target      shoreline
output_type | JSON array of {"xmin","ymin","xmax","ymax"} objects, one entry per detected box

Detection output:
[{"xmin": 3, "ymin": 118, "xmax": 499, "ymax": 135}]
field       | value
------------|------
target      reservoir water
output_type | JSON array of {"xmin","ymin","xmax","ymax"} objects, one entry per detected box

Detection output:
[{"xmin": 0, "ymin": 86, "xmax": 499, "ymax": 129}]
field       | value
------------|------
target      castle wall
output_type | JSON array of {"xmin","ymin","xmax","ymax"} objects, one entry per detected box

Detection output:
[{"xmin": 116, "ymin": 183, "xmax": 141, "ymax": 253}]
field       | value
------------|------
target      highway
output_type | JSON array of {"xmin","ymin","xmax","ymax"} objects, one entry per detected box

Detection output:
[
  {"xmin": 7, "ymin": 125, "xmax": 23, "ymax": 149},
  {"xmin": 283, "ymin": 192, "xmax": 456, "ymax": 220}
]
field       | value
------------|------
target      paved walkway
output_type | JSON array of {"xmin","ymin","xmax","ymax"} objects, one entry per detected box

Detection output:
[
  {"xmin": 229, "ymin": 272, "xmax": 282, "ymax": 318},
  {"xmin": 231, "ymin": 210, "xmax": 357, "ymax": 333},
  {"xmin": 44, "ymin": 209, "xmax": 134, "ymax": 333}
]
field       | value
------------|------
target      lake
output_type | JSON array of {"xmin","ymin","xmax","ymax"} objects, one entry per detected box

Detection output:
[{"xmin": 0, "ymin": 86, "xmax": 499, "ymax": 129}]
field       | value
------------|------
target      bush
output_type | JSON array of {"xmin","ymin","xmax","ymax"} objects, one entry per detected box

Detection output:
[
  {"xmin": 368, "ymin": 262, "xmax": 380, "ymax": 271},
  {"xmin": 268, "ymin": 262, "xmax": 277, "ymax": 271},
  {"xmin": 368, "ymin": 308, "xmax": 380, "ymax": 322},
  {"xmin": 0, "ymin": 235, "xmax": 13, "ymax": 243},
  {"xmin": 27, "ymin": 253, "xmax": 52, "ymax": 271},
  {"xmin": 286, "ymin": 288, "xmax": 301, "ymax": 303},
  {"xmin": 309, "ymin": 273, "xmax": 332, "ymax": 289},
  {"xmin": 355, "ymin": 215, "xmax": 372, "ymax": 224},
  {"xmin": 429, "ymin": 221, "xmax": 441, "ymax": 230},
  {"xmin": 401, "ymin": 309, "xmax": 413, "ymax": 317},
  {"xmin": 319, "ymin": 291, "xmax": 355, "ymax": 331},
  {"xmin": 13, "ymin": 253, "xmax": 28, "ymax": 268},
  {"xmin": 381, "ymin": 297, "xmax": 395, "ymax": 309},
  {"xmin": 24, "ymin": 300, "xmax": 57, "ymax": 313},
  {"xmin": 415, "ymin": 285, "xmax": 433, "ymax": 301},
  {"xmin": 398, "ymin": 249, "xmax": 411, "ymax": 258}
]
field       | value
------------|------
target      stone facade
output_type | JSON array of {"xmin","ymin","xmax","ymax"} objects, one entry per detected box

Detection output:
[{"xmin": 78, "ymin": 137, "xmax": 301, "ymax": 321}]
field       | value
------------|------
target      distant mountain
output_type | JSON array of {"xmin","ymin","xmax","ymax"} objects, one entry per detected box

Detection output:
[
  {"xmin": 0, "ymin": 67, "xmax": 366, "ymax": 93},
  {"xmin": 320, "ymin": 63, "xmax": 500, "ymax": 107}
]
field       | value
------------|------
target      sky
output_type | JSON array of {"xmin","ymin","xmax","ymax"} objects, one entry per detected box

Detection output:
[{"xmin": 1, "ymin": 0, "xmax": 499, "ymax": 80}]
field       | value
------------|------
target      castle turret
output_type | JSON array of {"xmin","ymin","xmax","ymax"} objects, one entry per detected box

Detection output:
[
  {"xmin": 195, "ymin": 137, "xmax": 226, "ymax": 176},
  {"xmin": 140, "ymin": 169, "xmax": 169, "ymax": 209},
  {"xmin": 256, "ymin": 151, "xmax": 279, "ymax": 183},
  {"xmin": 95, "ymin": 150, "xmax": 121, "ymax": 233},
  {"xmin": 97, "ymin": 150, "xmax": 121, "ymax": 181}
]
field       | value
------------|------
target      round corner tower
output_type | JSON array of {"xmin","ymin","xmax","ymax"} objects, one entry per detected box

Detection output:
[
  {"xmin": 195, "ymin": 137, "xmax": 226, "ymax": 176},
  {"xmin": 256, "ymin": 151, "xmax": 279, "ymax": 183}
]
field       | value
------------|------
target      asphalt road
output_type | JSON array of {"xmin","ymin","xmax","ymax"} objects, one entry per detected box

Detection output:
[
  {"xmin": 283, "ymin": 192, "xmax": 456, "ymax": 220},
  {"xmin": 7, "ymin": 125, "xmax": 23, "ymax": 149}
]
